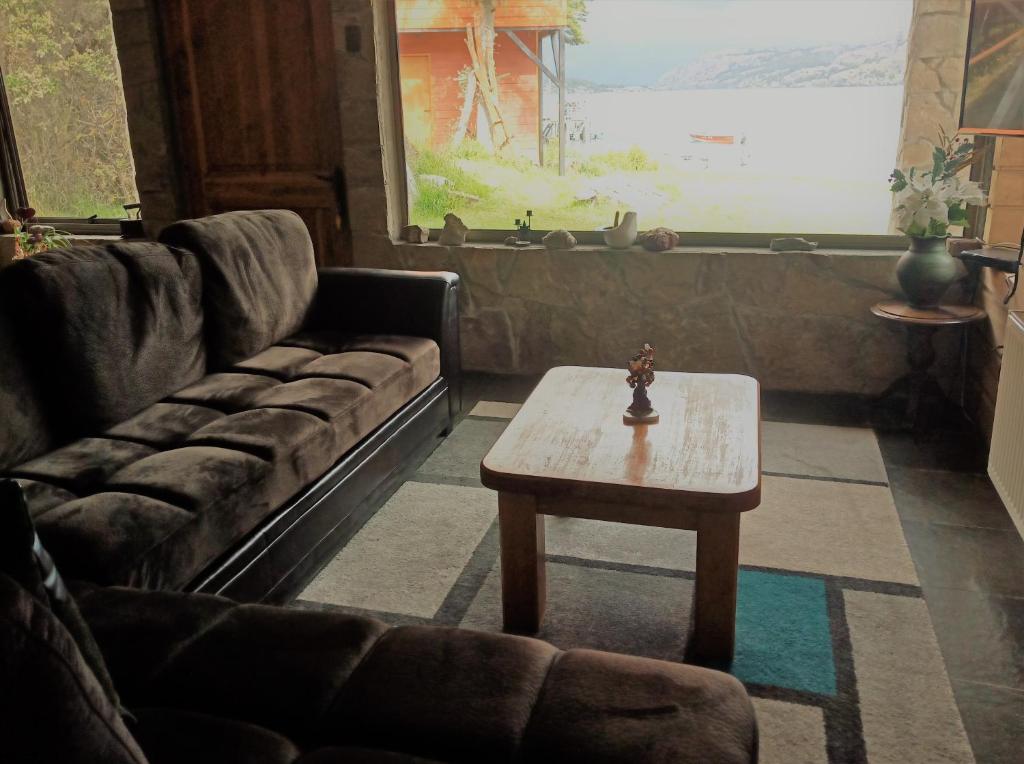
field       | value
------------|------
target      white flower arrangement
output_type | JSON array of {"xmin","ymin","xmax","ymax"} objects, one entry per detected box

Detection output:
[{"xmin": 890, "ymin": 130, "xmax": 987, "ymax": 239}]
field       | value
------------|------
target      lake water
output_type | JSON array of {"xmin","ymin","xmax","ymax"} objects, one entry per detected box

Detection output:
[{"xmin": 551, "ymin": 85, "xmax": 905, "ymax": 182}]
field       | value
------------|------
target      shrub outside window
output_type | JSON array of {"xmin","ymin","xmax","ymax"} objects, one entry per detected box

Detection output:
[{"xmin": 0, "ymin": 0, "xmax": 137, "ymax": 230}]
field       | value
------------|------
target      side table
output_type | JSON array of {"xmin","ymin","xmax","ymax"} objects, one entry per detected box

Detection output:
[{"xmin": 870, "ymin": 301, "xmax": 986, "ymax": 429}]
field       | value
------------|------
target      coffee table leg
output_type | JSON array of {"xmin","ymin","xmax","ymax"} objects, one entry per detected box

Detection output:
[
  {"xmin": 498, "ymin": 492, "xmax": 546, "ymax": 634},
  {"xmin": 691, "ymin": 513, "xmax": 741, "ymax": 665}
]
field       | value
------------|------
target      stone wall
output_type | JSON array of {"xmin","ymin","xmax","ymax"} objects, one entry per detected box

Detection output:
[
  {"xmin": 356, "ymin": 240, "xmax": 967, "ymax": 395},
  {"xmin": 893, "ymin": 0, "xmax": 971, "ymax": 172},
  {"xmin": 108, "ymin": 0, "xmax": 182, "ymax": 237}
]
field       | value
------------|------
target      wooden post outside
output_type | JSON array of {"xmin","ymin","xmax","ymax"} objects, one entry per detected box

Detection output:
[
  {"xmin": 498, "ymin": 492, "xmax": 546, "ymax": 634},
  {"xmin": 557, "ymin": 27, "xmax": 566, "ymax": 176},
  {"xmin": 537, "ymin": 32, "xmax": 544, "ymax": 167}
]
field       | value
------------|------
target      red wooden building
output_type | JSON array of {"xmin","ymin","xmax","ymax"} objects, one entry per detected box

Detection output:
[{"xmin": 396, "ymin": 0, "xmax": 569, "ymax": 171}]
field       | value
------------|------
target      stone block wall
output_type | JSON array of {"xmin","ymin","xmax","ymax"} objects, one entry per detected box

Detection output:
[
  {"xmin": 893, "ymin": 0, "xmax": 971, "ymax": 173},
  {"xmin": 353, "ymin": 240, "xmax": 964, "ymax": 396}
]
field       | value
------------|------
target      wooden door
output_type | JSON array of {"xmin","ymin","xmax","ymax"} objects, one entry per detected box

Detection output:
[
  {"xmin": 399, "ymin": 54, "xmax": 433, "ymax": 149},
  {"xmin": 159, "ymin": 0, "xmax": 350, "ymax": 266}
]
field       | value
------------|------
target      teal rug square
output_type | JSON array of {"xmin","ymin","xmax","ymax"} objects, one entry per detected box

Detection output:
[{"xmin": 732, "ymin": 570, "xmax": 836, "ymax": 696}]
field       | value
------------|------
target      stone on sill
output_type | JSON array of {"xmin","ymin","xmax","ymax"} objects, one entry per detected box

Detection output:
[
  {"xmin": 437, "ymin": 213, "xmax": 468, "ymax": 246},
  {"xmin": 542, "ymin": 229, "xmax": 577, "ymax": 250},
  {"xmin": 400, "ymin": 224, "xmax": 429, "ymax": 244},
  {"xmin": 770, "ymin": 237, "xmax": 818, "ymax": 252},
  {"xmin": 638, "ymin": 227, "xmax": 679, "ymax": 252}
]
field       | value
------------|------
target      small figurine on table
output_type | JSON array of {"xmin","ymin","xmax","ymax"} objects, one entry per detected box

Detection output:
[{"xmin": 624, "ymin": 343, "xmax": 659, "ymax": 424}]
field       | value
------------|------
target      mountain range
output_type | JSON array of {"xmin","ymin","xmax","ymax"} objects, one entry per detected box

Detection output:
[{"xmin": 655, "ymin": 39, "xmax": 907, "ymax": 90}]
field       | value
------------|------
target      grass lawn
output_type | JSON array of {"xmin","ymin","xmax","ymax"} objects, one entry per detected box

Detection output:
[{"xmin": 408, "ymin": 140, "xmax": 891, "ymax": 235}]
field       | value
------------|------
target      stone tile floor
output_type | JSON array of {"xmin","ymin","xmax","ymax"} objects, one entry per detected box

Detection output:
[{"xmin": 459, "ymin": 372, "xmax": 1024, "ymax": 764}]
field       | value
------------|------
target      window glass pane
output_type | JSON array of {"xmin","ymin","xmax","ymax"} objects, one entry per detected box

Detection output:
[
  {"xmin": 396, "ymin": 0, "xmax": 913, "ymax": 234},
  {"xmin": 0, "ymin": 0, "xmax": 138, "ymax": 218}
]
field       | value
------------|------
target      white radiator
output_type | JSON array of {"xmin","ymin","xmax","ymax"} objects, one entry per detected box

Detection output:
[{"xmin": 990, "ymin": 311, "xmax": 1024, "ymax": 539}]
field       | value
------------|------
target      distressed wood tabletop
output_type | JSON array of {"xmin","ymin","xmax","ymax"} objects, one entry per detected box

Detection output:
[{"xmin": 481, "ymin": 366, "xmax": 761, "ymax": 513}]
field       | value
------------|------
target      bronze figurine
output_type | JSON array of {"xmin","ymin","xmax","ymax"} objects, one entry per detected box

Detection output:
[{"xmin": 624, "ymin": 343, "xmax": 659, "ymax": 424}]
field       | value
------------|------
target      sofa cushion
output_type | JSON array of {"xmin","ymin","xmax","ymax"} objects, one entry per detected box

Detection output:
[
  {"xmin": 281, "ymin": 332, "xmax": 440, "ymax": 395},
  {"xmin": 10, "ymin": 437, "xmax": 157, "ymax": 495},
  {"xmin": 169, "ymin": 372, "xmax": 281, "ymax": 412},
  {"xmin": 0, "ymin": 242, "xmax": 206, "ymax": 435},
  {"xmin": 0, "ymin": 313, "xmax": 55, "ymax": 470},
  {"xmin": 0, "ymin": 573, "xmax": 149, "ymax": 764},
  {"xmin": 105, "ymin": 402, "xmax": 225, "ymax": 449},
  {"xmin": 187, "ymin": 408, "xmax": 336, "ymax": 506},
  {"xmin": 33, "ymin": 493, "xmax": 196, "ymax": 590},
  {"xmin": 159, "ymin": 209, "xmax": 317, "ymax": 368}
]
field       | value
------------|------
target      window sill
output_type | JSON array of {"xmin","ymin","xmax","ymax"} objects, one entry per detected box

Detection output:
[{"xmin": 394, "ymin": 241, "xmax": 905, "ymax": 258}]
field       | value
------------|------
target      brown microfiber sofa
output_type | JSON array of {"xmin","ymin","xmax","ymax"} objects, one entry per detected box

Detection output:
[{"xmin": 0, "ymin": 209, "xmax": 460, "ymax": 602}]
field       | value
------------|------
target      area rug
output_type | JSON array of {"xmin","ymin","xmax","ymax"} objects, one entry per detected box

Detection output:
[{"xmin": 295, "ymin": 403, "xmax": 975, "ymax": 764}]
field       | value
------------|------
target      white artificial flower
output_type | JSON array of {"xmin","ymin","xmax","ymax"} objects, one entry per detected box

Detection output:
[
  {"xmin": 940, "ymin": 176, "xmax": 987, "ymax": 206},
  {"xmin": 894, "ymin": 174, "xmax": 949, "ymax": 233}
]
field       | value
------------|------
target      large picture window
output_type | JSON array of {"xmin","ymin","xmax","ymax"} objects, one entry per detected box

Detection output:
[
  {"xmin": 396, "ymin": 0, "xmax": 914, "ymax": 237},
  {"xmin": 0, "ymin": 0, "xmax": 137, "ymax": 228}
]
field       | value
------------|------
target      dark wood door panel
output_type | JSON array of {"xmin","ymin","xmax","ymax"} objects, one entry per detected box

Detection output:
[{"xmin": 160, "ymin": 0, "xmax": 350, "ymax": 266}]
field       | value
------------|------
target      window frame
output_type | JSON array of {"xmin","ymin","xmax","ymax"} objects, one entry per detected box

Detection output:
[
  {"xmin": 0, "ymin": 64, "xmax": 123, "ymax": 237},
  {"xmin": 387, "ymin": 9, "xmax": 921, "ymax": 250}
]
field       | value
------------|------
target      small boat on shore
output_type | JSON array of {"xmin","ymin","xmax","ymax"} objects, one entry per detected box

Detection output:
[{"xmin": 689, "ymin": 133, "xmax": 734, "ymax": 145}]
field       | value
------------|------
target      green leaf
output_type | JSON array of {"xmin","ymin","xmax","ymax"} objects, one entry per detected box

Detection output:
[
  {"xmin": 931, "ymin": 147, "xmax": 946, "ymax": 179},
  {"xmin": 889, "ymin": 169, "xmax": 908, "ymax": 192},
  {"xmin": 948, "ymin": 203, "xmax": 968, "ymax": 226}
]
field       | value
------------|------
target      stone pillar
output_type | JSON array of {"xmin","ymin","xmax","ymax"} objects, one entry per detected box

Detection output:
[
  {"xmin": 108, "ymin": 0, "xmax": 183, "ymax": 237},
  {"xmin": 890, "ymin": 0, "xmax": 972, "ymax": 230}
]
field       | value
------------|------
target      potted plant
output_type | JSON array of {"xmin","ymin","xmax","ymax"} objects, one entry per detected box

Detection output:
[
  {"xmin": 889, "ymin": 130, "xmax": 987, "ymax": 309},
  {"xmin": 0, "ymin": 206, "xmax": 70, "ymax": 267}
]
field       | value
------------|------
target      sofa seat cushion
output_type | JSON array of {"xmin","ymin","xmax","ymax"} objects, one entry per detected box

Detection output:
[
  {"xmin": 10, "ymin": 438, "xmax": 157, "ymax": 496},
  {"xmin": 280, "ymin": 332, "xmax": 440, "ymax": 395},
  {"xmin": 14, "ymin": 478, "xmax": 78, "ymax": 517},
  {"xmin": 187, "ymin": 409, "xmax": 336, "ymax": 506},
  {"xmin": 2, "ymin": 334, "xmax": 440, "ymax": 591},
  {"xmin": 30, "ymin": 493, "xmax": 195, "ymax": 590},
  {"xmin": 169, "ymin": 372, "xmax": 281, "ymax": 412},
  {"xmin": 105, "ymin": 402, "xmax": 225, "ymax": 449}
]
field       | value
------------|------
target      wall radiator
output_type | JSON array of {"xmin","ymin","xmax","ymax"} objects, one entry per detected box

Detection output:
[{"xmin": 990, "ymin": 311, "xmax": 1024, "ymax": 540}]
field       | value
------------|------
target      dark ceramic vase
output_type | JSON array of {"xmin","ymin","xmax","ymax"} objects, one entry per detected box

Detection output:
[{"xmin": 896, "ymin": 236, "xmax": 956, "ymax": 309}]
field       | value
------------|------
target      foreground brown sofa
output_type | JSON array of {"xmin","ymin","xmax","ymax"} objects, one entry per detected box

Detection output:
[
  {"xmin": 0, "ymin": 210, "xmax": 459, "ymax": 601},
  {"xmin": 1, "ymin": 558, "xmax": 759, "ymax": 763}
]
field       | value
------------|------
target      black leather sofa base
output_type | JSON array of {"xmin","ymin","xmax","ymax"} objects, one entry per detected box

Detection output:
[{"xmin": 187, "ymin": 378, "xmax": 453, "ymax": 604}]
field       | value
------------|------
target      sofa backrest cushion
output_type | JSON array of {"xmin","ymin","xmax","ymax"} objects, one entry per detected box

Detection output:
[
  {"xmin": 159, "ymin": 210, "xmax": 317, "ymax": 368},
  {"xmin": 0, "ymin": 312, "xmax": 54, "ymax": 471},
  {"xmin": 0, "ymin": 242, "xmax": 206, "ymax": 436}
]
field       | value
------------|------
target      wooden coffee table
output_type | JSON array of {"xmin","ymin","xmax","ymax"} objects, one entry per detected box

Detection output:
[{"xmin": 480, "ymin": 366, "xmax": 762, "ymax": 665}]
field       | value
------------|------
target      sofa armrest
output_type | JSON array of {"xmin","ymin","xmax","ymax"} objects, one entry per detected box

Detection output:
[
  {"xmin": 76, "ymin": 585, "xmax": 757, "ymax": 763},
  {"xmin": 309, "ymin": 268, "xmax": 461, "ymax": 417}
]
